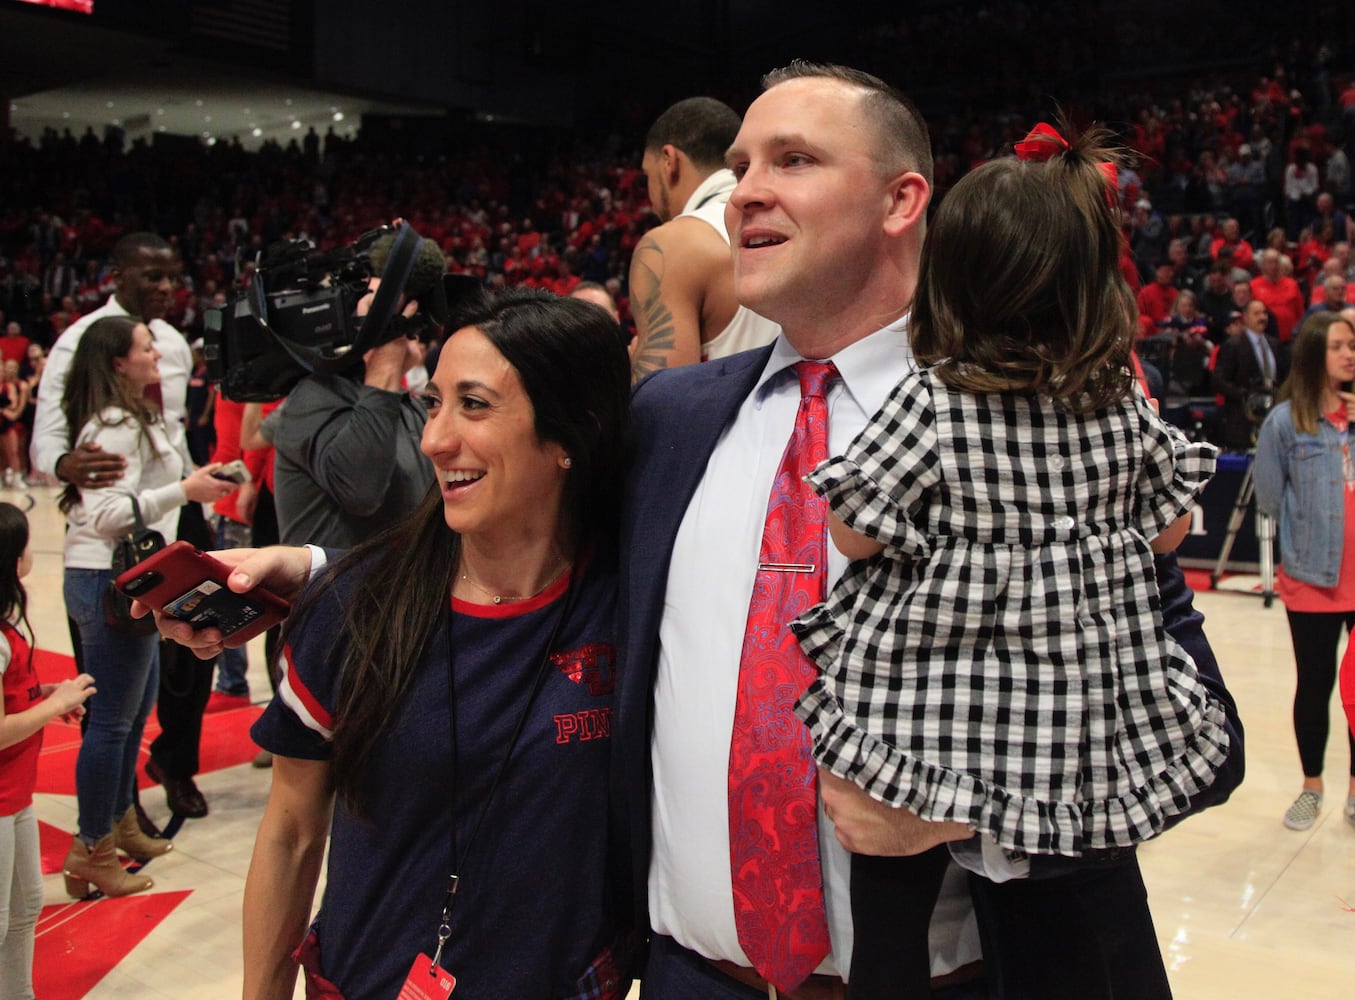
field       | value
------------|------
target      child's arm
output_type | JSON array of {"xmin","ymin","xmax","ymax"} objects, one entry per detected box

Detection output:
[
  {"xmin": 827, "ymin": 512, "xmax": 884, "ymax": 561},
  {"xmin": 0, "ymin": 674, "xmax": 95, "ymax": 751},
  {"xmin": 1149, "ymin": 512, "xmax": 1191, "ymax": 554}
]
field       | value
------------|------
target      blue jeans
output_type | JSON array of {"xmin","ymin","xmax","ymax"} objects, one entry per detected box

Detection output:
[
  {"xmin": 212, "ymin": 517, "xmax": 250, "ymax": 695},
  {"xmin": 65, "ymin": 568, "xmax": 160, "ymax": 843}
]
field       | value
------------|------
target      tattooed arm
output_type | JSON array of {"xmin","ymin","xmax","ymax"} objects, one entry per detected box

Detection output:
[{"xmin": 628, "ymin": 216, "xmax": 739, "ymax": 382}]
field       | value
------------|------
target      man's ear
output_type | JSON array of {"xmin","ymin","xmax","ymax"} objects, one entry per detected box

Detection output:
[
  {"xmin": 662, "ymin": 144, "xmax": 683, "ymax": 186},
  {"xmin": 884, "ymin": 171, "xmax": 931, "ymax": 238}
]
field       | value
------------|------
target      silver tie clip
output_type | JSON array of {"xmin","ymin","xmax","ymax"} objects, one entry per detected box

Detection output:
[{"xmin": 758, "ymin": 562, "xmax": 816, "ymax": 573}]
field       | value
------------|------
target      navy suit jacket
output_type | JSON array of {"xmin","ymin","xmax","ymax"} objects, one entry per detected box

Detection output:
[{"xmin": 612, "ymin": 344, "xmax": 1245, "ymax": 930}]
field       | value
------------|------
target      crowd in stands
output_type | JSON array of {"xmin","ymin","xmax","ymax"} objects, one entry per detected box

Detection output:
[{"xmin": 0, "ymin": 30, "xmax": 1353, "ymax": 462}]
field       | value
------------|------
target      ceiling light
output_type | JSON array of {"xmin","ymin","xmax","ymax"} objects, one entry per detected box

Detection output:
[
  {"xmin": 291, "ymin": 120, "xmax": 301, "ymax": 129},
  {"xmin": 333, "ymin": 112, "xmax": 344, "ymax": 122},
  {"xmin": 252, "ymin": 128, "xmax": 262, "ymax": 137}
]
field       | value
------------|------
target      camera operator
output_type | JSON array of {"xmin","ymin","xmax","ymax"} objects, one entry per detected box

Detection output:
[
  {"xmin": 256, "ymin": 234, "xmax": 444, "ymax": 547},
  {"xmin": 1212, "ymin": 299, "xmax": 1287, "ymax": 450}
]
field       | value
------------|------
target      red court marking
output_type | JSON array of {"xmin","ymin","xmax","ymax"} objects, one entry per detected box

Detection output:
[
  {"xmin": 38, "ymin": 818, "xmax": 71, "ymax": 875},
  {"xmin": 32, "ymin": 641, "xmax": 266, "ymax": 795},
  {"xmin": 35, "ymin": 891, "xmax": 191, "ymax": 998}
]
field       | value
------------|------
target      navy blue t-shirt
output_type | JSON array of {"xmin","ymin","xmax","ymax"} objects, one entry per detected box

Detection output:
[{"xmin": 251, "ymin": 555, "xmax": 621, "ymax": 999}]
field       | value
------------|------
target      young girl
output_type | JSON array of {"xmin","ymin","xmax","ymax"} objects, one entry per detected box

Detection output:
[
  {"xmin": 0, "ymin": 502, "xmax": 95, "ymax": 998},
  {"xmin": 792, "ymin": 123, "xmax": 1233, "ymax": 999}
]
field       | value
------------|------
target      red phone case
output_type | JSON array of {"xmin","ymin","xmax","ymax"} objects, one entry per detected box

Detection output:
[{"xmin": 114, "ymin": 540, "xmax": 290, "ymax": 644}]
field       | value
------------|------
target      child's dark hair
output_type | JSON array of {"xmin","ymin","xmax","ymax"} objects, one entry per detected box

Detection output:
[
  {"xmin": 0, "ymin": 503, "xmax": 33, "ymax": 658},
  {"xmin": 910, "ymin": 117, "xmax": 1136, "ymax": 412}
]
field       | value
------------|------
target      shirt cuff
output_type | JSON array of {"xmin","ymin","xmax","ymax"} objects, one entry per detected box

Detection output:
[{"xmin": 305, "ymin": 544, "xmax": 327, "ymax": 582}]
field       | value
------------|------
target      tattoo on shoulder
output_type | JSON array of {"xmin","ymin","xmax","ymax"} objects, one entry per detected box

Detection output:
[{"xmin": 630, "ymin": 240, "xmax": 677, "ymax": 380}]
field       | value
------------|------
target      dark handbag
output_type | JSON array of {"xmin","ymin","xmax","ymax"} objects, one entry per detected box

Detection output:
[{"xmin": 104, "ymin": 496, "xmax": 165, "ymax": 636}]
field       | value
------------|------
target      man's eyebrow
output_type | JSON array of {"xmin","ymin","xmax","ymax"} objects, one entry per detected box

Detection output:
[{"xmin": 726, "ymin": 134, "xmax": 812, "ymax": 166}]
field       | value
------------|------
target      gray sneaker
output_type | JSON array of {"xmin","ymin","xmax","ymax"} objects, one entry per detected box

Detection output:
[{"xmin": 1283, "ymin": 790, "xmax": 1322, "ymax": 830}]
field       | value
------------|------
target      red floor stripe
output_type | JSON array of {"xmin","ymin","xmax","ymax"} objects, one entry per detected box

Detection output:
[
  {"xmin": 38, "ymin": 819, "xmax": 71, "ymax": 875},
  {"xmin": 35, "ymin": 891, "xmax": 191, "ymax": 998}
]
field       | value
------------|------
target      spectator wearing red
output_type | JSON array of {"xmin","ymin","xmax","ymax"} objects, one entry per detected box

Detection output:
[
  {"xmin": 0, "ymin": 325, "xmax": 28, "ymax": 368},
  {"xmin": 1252, "ymin": 248, "xmax": 1307, "ymax": 342},
  {"xmin": 1136, "ymin": 262, "xmax": 1180, "ymax": 338},
  {"xmin": 1211, "ymin": 217, "xmax": 1255, "ymax": 272}
]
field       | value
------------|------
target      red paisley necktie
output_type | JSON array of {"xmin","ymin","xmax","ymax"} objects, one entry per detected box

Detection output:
[{"xmin": 729, "ymin": 360, "xmax": 837, "ymax": 994}]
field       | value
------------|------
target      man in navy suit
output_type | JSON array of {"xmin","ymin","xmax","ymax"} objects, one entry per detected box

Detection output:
[{"xmin": 616, "ymin": 61, "xmax": 1244, "ymax": 999}]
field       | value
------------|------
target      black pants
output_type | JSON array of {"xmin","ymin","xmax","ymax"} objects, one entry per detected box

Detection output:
[
  {"xmin": 848, "ymin": 846, "xmax": 951, "ymax": 1000},
  {"xmin": 148, "ymin": 503, "xmax": 214, "ymax": 779},
  {"xmin": 969, "ymin": 853, "xmax": 1170, "ymax": 1000},
  {"xmin": 250, "ymin": 485, "xmax": 283, "ymax": 695},
  {"xmin": 1285, "ymin": 608, "xmax": 1355, "ymax": 778}
]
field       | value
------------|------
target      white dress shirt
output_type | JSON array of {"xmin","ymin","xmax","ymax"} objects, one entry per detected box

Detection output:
[
  {"xmin": 648, "ymin": 319, "xmax": 981, "ymax": 979},
  {"xmin": 31, "ymin": 295, "xmax": 194, "ymax": 479}
]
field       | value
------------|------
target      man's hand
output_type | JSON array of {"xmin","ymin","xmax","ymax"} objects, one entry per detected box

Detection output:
[
  {"xmin": 1340, "ymin": 391, "xmax": 1355, "ymax": 423},
  {"xmin": 362, "ymin": 333, "xmax": 420, "ymax": 391},
  {"xmin": 819, "ymin": 769, "xmax": 973, "ymax": 856},
  {"xmin": 132, "ymin": 546, "xmax": 314, "ymax": 658},
  {"xmin": 235, "ymin": 480, "xmax": 258, "ymax": 525},
  {"xmin": 56, "ymin": 442, "xmax": 127, "ymax": 488}
]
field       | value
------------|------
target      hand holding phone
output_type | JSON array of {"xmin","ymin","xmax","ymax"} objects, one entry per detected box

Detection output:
[
  {"xmin": 211, "ymin": 459, "xmax": 251, "ymax": 485},
  {"xmin": 116, "ymin": 541, "xmax": 290, "ymax": 644}
]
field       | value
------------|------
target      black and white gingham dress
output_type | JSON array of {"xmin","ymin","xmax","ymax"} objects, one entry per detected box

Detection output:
[{"xmin": 793, "ymin": 367, "xmax": 1232, "ymax": 857}]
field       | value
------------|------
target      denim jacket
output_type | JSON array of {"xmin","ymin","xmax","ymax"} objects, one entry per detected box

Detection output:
[{"xmin": 1253, "ymin": 400, "xmax": 1347, "ymax": 588}]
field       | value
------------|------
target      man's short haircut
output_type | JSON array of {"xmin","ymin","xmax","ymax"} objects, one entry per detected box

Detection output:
[
  {"xmin": 761, "ymin": 60, "xmax": 933, "ymax": 185},
  {"xmin": 111, "ymin": 232, "xmax": 173, "ymax": 268},
  {"xmin": 645, "ymin": 97, "xmax": 742, "ymax": 170}
]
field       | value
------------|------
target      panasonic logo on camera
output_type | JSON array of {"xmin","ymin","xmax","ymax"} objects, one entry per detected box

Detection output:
[{"xmin": 301, "ymin": 304, "xmax": 331, "ymax": 315}]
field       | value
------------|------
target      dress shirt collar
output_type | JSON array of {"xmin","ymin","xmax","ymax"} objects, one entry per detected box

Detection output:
[{"xmin": 753, "ymin": 315, "xmax": 913, "ymax": 416}]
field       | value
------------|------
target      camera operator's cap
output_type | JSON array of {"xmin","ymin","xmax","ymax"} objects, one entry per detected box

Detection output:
[
  {"xmin": 1238, "ymin": 143, "xmax": 1252, "ymax": 156},
  {"xmin": 1227, "ymin": 310, "xmax": 1244, "ymax": 323},
  {"xmin": 1135, "ymin": 198, "xmax": 1152, "ymax": 210}
]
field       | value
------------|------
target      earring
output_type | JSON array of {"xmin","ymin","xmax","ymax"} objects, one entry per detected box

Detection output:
[{"xmin": 562, "ymin": 457, "xmax": 573, "ymax": 469}]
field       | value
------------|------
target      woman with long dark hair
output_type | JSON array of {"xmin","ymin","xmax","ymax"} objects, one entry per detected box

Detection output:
[
  {"xmin": 1256, "ymin": 309, "xmax": 1355, "ymax": 832},
  {"xmin": 244, "ymin": 289, "xmax": 633, "ymax": 1000},
  {"xmin": 59, "ymin": 315, "xmax": 235, "ymax": 898}
]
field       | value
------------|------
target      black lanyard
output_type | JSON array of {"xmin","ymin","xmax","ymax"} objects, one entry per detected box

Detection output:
[{"xmin": 428, "ymin": 566, "xmax": 579, "ymax": 965}]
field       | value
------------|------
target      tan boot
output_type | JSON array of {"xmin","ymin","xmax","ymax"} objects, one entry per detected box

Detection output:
[
  {"xmin": 62, "ymin": 834, "xmax": 154, "ymax": 899},
  {"xmin": 112, "ymin": 807, "xmax": 173, "ymax": 862}
]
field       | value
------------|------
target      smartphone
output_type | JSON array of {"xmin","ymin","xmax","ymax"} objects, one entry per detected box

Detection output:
[
  {"xmin": 211, "ymin": 459, "xmax": 251, "ymax": 485},
  {"xmin": 115, "ymin": 541, "xmax": 290, "ymax": 644}
]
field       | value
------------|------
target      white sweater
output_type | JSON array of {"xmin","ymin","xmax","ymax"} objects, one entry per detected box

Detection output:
[{"xmin": 62, "ymin": 407, "xmax": 186, "ymax": 570}]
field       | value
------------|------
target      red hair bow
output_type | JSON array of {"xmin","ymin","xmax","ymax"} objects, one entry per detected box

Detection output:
[
  {"xmin": 1014, "ymin": 122, "xmax": 1067, "ymax": 161},
  {"xmin": 1014, "ymin": 122, "xmax": 1119, "ymax": 199}
]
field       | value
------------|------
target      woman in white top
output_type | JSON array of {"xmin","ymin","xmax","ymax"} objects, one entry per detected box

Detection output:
[{"xmin": 57, "ymin": 316, "xmax": 234, "ymax": 899}]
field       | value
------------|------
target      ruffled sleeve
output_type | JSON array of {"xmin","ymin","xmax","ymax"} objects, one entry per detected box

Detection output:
[
  {"xmin": 1134, "ymin": 394, "xmax": 1218, "ymax": 539},
  {"xmin": 808, "ymin": 371, "xmax": 941, "ymax": 559}
]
